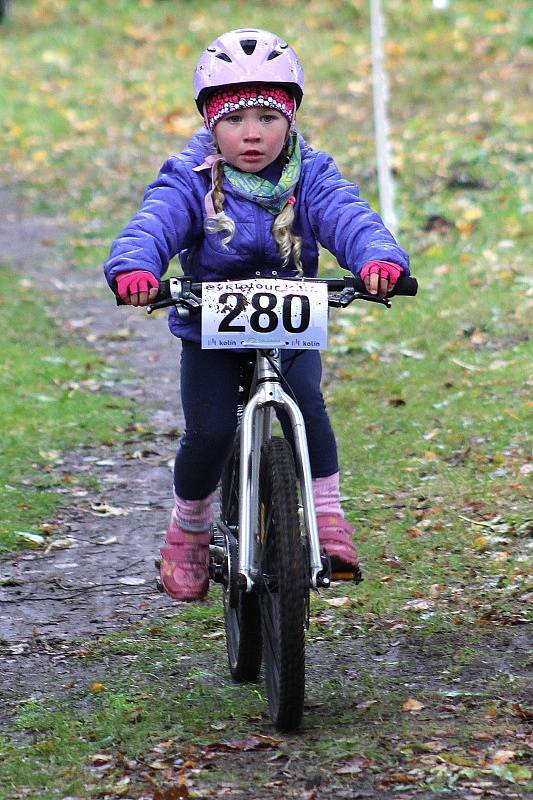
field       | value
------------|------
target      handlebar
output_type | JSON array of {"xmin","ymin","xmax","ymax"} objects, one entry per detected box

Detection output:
[{"xmin": 134, "ymin": 273, "xmax": 417, "ymax": 314}]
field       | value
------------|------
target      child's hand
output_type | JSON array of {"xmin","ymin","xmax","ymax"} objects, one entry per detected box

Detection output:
[
  {"xmin": 115, "ymin": 270, "xmax": 159, "ymax": 306},
  {"xmin": 360, "ymin": 261, "xmax": 403, "ymax": 297}
]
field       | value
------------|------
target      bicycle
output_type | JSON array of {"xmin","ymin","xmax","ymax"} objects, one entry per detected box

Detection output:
[{"xmin": 148, "ymin": 272, "xmax": 417, "ymax": 731}]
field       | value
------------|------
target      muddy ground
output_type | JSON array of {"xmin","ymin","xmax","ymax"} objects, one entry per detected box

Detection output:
[
  {"xmin": 0, "ymin": 187, "xmax": 181, "ymax": 702},
  {"xmin": 0, "ymin": 189, "xmax": 530, "ymax": 799}
]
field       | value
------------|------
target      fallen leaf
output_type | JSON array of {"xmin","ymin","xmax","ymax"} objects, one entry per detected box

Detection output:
[
  {"xmin": 8, "ymin": 643, "xmax": 28, "ymax": 655},
  {"xmin": 89, "ymin": 503, "xmax": 130, "ymax": 517},
  {"xmin": 89, "ymin": 682, "xmax": 108, "ymax": 693},
  {"xmin": 491, "ymin": 550, "xmax": 510, "ymax": 563},
  {"xmin": 402, "ymin": 698, "xmax": 425, "ymax": 712},
  {"xmin": 206, "ymin": 734, "xmax": 281, "ymax": 753},
  {"xmin": 355, "ymin": 700, "xmax": 378, "ymax": 711},
  {"xmin": 149, "ymin": 759, "xmax": 170, "ymax": 770},
  {"xmin": 91, "ymin": 752, "xmax": 113, "ymax": 764},
  {"xmin": 323, "ymin": 596, "xmax": 352, "ymax": 608},
  {"xmin": 154, "ymin": 785, "xmax": 190, "ymax": 800},
  {"xmin": 110, "ymin": 776, "xmax": 131, "ymax": 795},
  {"xmin": 488, "ymin": 749, "xmax": 516, "ymax": 765},
  {"xmin": 403, "ymin": 599, "xmax": 434, "ymax": 612},
  {"xmin": 15, "ymin": 531, "xmax": 45, "ymax": 545},
  {"xmin": 95, "ymin": 536, "xmax": 118, "ymax": 546},
  {"xmin": 118, "ymin": 576, "xmax": 146, "ymax": 586},
  {"xmin": 473, "ymin": 535, "xmax": 490, "ymax": 550},
  {"xmin": 47, "ymin": 537, "xmax": 77, "ymax": 550},
  {"xmin": 336, "ymin": 755, "xmax": 371, "ymax": 774}
]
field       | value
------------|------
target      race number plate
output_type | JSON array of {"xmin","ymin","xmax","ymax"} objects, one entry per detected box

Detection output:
[{"xmin": 201, "ymin": 279, "xmax": 328, "ymax": 350}]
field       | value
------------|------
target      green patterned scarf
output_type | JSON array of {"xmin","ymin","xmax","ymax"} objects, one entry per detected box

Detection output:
[{"xmin": 223, "ymin": 133, "xmax": 301, "ymax": 215}]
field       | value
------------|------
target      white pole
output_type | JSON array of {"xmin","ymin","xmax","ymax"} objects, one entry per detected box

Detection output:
[{"xmin": 369, "ymin": 0, "xmax": 398, "ymax": 235}]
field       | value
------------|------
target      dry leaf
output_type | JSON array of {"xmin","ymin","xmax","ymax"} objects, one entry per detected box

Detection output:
[
  {"xmin": 473, "ymin": 535, "xmax": 490, "ymax": 550},
  {"xmin": 488, "ymin": 749, "xmax": 516, "ymax": 765},
  {"xmin": 111, "ymin": 776, "xmax": 131, "ymax": 795},
  {"xmin": 402, "ymin": 698, "xmax": 425, "ymax": 712},
  {"xmin": 95, "ymin": 536, "xmax": 118, "ymax": 546},
  {"xmin": 47, "ymin": 537, "xmax": 77, "ymax": 550},
  {"xmin": 118, "ymin": 576, "xmax": 146, "ymax": 586},
  {"xmin": 89, "ymin": 682, "xmax": 107, "ymax": 693},
  {"xmin": 355, "ymin": 700, "xmax": 378, "ymax": 711},
  {"xmin": 323, "ymin": 596, "xmax": 352, "ymax": 608},
  {"xmin": 89, "ymin": 502, "xmax": 130, "ymax": 517},
  {"xmin": 403, "ymin": 599, "xmax": 434, "ymax": 612},
  {"xmin": 91, "ymin": 752, "xmax": 113, "ymax": 764},
  {"xmin": 15, "ymin": 531, "xmax": 45, "ymax": 545},
  {"xmin": 336, "ymin": 755, "xmax": 370, "ymax": 774}
]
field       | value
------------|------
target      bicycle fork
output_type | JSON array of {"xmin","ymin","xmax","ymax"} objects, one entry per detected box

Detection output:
[{"xmin": 237, "ymin": 350, "xmax": 329, "ymax": 592}]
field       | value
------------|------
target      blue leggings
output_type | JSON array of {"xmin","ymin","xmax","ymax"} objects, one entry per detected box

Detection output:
[{"xmin": 173, "ymin": 340, "xmax": 339, "ymax": 500}]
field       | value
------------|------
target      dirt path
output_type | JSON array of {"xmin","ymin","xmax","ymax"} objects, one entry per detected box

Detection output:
[
  {"xmin": 0, "ymin": 191, "xmax": 530, "ymax": 799},
  {"xmin": 0, "ymin": 188, "xmax": 182, "ymax": 699}
]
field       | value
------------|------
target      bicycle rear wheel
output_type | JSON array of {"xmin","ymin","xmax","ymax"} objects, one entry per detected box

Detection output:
[
  {"xmin": 259, "ymin": 437, "xmax": 308, "ymax": 732},
  {"xmin": 220, "ymin": 439, "xmax": 262, "ymax": 683}
]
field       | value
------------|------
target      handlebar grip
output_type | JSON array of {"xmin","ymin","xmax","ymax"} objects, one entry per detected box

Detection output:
[
  {"xmin": 153, "ymin": 279, "xmax": 173, "ymax": 303},
  {"xmin": 352, "ymin": 274, "xmax": 418, "ymax": 297},
  {"xmin": 115, "ymin": 278, "xmax": 173, "ymax": 307},
  {"xmin": 390, "ymin": 275, "xmax": 418, "ymax": 297}
]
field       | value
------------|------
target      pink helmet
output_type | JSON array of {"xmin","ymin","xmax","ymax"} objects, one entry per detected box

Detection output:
[{"xmin": 194, "ymin": 29, "xmax": 304, "ymax": 114}]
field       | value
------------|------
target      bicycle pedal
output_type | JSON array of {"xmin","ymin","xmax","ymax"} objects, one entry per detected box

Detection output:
[
  {"xmin": 331, "ymin": 567, "xmax": 364, "ymax": 584},
  {"xmin": 331, "ymin": 570, "xmax": 356, "ymax": 582}
]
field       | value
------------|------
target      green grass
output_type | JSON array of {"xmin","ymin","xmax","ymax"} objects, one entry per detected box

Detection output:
[
  {"xmin": 0, "ymin": 269, "xmax": 133, "ymax": 551},
  {"xmin": 0, "ymin": 0, "xmax": 531, "ymax": 796},
  {"xmin": 0, "ymin": 606, "xmax": 266, "ymax": 799}
]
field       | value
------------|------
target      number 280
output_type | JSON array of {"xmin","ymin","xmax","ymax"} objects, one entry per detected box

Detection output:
[{"xmin": 218, "ymin": 292, "xmax": 311, "ymax": 334}]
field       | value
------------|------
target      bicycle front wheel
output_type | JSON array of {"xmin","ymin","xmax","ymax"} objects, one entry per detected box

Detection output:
[{"xmin": 259, "ymin": 437, "xmax": 308, "ymax": 732}]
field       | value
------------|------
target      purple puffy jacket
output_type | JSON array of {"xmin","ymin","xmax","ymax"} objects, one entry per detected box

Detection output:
[{"xmin": 104, "ymin": 129, "xmax": 409, "ymax": 341}]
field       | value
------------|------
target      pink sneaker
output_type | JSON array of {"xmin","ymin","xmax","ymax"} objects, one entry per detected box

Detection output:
[
  {"xmin": 317, "ymin": 513, "xmax": 359, "ymax": 574},
  {"xmin": 159, "ymin": 526, "xmax": 211, "ymax": 601}
]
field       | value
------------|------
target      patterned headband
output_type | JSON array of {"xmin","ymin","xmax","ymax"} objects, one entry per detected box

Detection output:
[{"xmin": 204, "ymin": 84, "xmax": 296, "ymax": 130}]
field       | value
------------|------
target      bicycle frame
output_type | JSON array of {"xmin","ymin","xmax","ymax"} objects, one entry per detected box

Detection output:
[{"xmin": 238, "ymin": 348, "xmax": 323, "ymax": 592}]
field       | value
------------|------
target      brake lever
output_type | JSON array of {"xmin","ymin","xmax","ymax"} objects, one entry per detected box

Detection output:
[
  {"xmin": 147, "ymin": 295, "xmax": 202, "ymax": 315},
  {"xmin": 329, "ymin": 289, "xmax": 391, "ymax": 309}
]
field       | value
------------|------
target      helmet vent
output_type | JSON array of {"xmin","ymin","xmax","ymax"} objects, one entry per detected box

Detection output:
[
  {"xmin": 215, "ymin": 52, "xmax": 232, "ymax": 62},
  {"xmin": 240, "ymin": 39, "xmax": 257, "ymax": 55},
  {"xmin": 267, "ymin": 50, "xmax": 281, "ymax": 61}
]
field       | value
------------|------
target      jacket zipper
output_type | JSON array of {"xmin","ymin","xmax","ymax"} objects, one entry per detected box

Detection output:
[{"xmin": 254, "ymin": 203, "xmax": 265, "ymax": 272}]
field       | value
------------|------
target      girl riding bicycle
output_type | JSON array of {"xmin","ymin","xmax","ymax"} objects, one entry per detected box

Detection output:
[{"xmin": 104, "ymin": 28, "xmax": 410, "ymax": 602}]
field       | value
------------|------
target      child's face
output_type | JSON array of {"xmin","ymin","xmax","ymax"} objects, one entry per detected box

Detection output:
[{"xmin": 214, "ymin": 107, "xmax": 289, "ymax": 173}]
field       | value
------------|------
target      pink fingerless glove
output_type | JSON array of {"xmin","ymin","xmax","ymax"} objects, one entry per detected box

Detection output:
[
  {"xmin": 360, "ymin": 260, "xmax": 403, "ymax": 287},
  {"xmin": 115, "ymin": 270, "xmax": 159, "ymax": 300}
]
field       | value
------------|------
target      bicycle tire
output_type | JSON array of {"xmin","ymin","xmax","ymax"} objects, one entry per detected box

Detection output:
[
  {"xmin": 220, "ymin": 439, "xmax": 262, "ymax": 683},
  {"xmin": 259, "ymin": 437, "xmax": 307, "ymax": 732}
]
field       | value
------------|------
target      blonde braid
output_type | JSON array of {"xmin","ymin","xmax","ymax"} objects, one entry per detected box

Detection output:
[
  {"xmin": 203, "ymin": 159, "xmax": 236, "ymax": 246},
  {"xmin": 272, "ymin": 202, "xmax": 303, "ymax": 275},
  {"xmin": 205, "ymin": 138, "xmax": 302, "ymax": 270}
]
